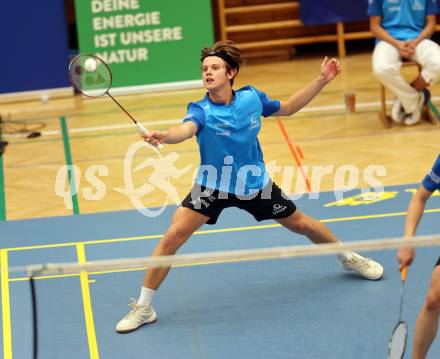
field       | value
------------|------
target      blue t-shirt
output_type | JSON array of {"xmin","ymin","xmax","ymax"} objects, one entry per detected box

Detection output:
[
  {"xmin": 422, "ymin": 155, "xmax": 440, "ymax": 192},
  {"xmin": 368, "ymin": 0, "xmax": 439, "ymax": 41},
  {"xmin": 183, "ymin": 85, "xmax": 280, "ymax": 194}
]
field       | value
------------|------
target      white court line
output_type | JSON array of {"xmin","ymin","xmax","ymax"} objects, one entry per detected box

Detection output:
[
  {"xmin": 42, "ymin": 119, "xmax": 182, "ymax": 136},
  {"xmin": 4, "ymin": 97, "xmax": 439, "ymax": 138},
  {"xmin": 300, "ymin": 96, "xmax": 440, "ymax": 112}
]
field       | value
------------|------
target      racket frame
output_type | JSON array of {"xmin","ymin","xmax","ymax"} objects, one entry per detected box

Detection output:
[
  {"xmin": 387, "ymin": 320, "xmax": 408, "ymax": 359},
  {"xmin": 68, "ymin": 53, "xmax": 113, "ymax": 98},
  {"xmin": 68, "ymin": 53, "xmax": 162, "ymax": 146},
  {"xmin": 387, "ymin": 266, "xmax": 408, "ymax": 359}
]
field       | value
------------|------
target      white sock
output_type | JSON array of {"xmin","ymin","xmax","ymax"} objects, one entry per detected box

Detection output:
[
  {"xmin": 337, "ymin": 251, "xmax": 354, "ymax": 262},
  {"xmin": 137, "ymin": 287, "xmax": 156, "ymax": 306}
]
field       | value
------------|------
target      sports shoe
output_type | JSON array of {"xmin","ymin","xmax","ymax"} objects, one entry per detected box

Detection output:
[
  {"xmin": 391, "ymin": 98, "xmax": 405, "ymax": 124},
  {"xmin": 340, "ymin": 252, "xmax": 384, "ymax": 280},
  {"xmin": 422, "ymin": 88, "xmax": 431, "ymax": 106},
  {"xmin": 404, "ymin": 89, "xmax": 430, "ymax": 126},
  {"xmin": 116, "ymin": 299, "xmax": 157, "ymax": 333}
]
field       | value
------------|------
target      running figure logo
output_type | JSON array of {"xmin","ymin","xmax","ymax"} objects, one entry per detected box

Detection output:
[{"xmin": 115, "ymin": 141, "xmax": 193, "ymax": 217}]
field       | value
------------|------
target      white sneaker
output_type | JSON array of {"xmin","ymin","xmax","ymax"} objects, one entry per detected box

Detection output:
[
  {"xmin": 116, "ymin": 299, "xmax": 157, "ymax": 333},
  {"xmin": 391, "ymin": 98, "xmax": 405, "ymax": 124},
  {"xmin": 404, "ymin": 92, "xmax": 425, "ymax": 126},
  {"xmin": 340, "ymin": 252, "xmax": 384, "ymax": 280}
]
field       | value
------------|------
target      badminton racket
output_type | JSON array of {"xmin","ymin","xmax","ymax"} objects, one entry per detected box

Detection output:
[
  {"xmin": 68, "ymin": 54, "xmax": 162, "ymax": 148},
  {"xmin": 387, "ymin": 266, "xmax": 408, "ymax": 359}
]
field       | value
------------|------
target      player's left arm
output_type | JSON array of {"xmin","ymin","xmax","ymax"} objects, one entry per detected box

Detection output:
[
  {"xmin": 404, "ymin": 185, "xmax": 433, "ymax": 238},
  {"xmin": 408, "ymin": 15, "xmax": 437, "ymax": 48},
  {"xmin": 397, "ymin": 185, "xmax": 434, "ymax": 268},
  {"xmin": 273, "ymin": 57, "xmax": 341, "ymax": 116}
]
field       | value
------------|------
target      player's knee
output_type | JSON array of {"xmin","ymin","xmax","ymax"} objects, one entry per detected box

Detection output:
[
  {"xmin": 429, "ymin": 62, "xmax": 440, "ymax": 79},
  {"xmin": 430, "ymin": 56, "xmax": 440, "ymax": 70},
  {"xmin": 425, "ymin": 291, "xmax": 440, "ymax": 311},
  {"xmin": 161, "ymin": 227, "xmax": 187, "ymax": 252},
  {"xmin": 373, "ymin": 63, "xmax": 395, "ymax": 79}
]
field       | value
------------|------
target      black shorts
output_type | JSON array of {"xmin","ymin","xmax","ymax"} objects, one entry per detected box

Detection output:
[
  {"xmin": 436, "ymin": 257, "xmax": 440, "ymax": 267},
  {"xmin": 181, "ymin": 181, "xmax": 296, "ymax": 225}
]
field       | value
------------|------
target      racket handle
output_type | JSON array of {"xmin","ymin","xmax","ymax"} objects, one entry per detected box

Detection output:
[
  {"xmin": 401, "ymin": 266, "xmax": 407, "ymax": 281},
  {"xmin": 136, "ymin": 122, "xmax": 149, "ymax": 136},
  {"xmin": 135, "ymin": 122, "xmax": 163, "ymax": 149}
]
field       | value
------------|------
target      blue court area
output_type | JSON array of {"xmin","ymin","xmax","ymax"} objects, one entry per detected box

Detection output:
[{"xmin": 1, "ymin": 183, "xmax": 440, "ymax": 358}]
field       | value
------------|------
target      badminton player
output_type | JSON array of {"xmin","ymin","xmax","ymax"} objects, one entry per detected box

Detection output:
[
  {"xmin": 116, "ymin": 41, "xmax": 384, "ymax": 333},
  {"xmin": 397, "ymin": 154, "xmax": 440, "ymax": 359}
]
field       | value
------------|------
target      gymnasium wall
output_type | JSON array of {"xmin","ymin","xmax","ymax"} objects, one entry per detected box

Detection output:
[{"xmin": 0, "ymin": 0, "xmax": 71, "ymax": 100}]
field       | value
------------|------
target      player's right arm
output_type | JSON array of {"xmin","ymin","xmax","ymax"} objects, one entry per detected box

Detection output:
[{"xmin": 143, "ymin": 121, "xmax": 197, "ymax": 146}]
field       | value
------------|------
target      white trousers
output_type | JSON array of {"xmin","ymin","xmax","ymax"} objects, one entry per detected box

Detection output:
[{"xmin": 372, "ymin": 39, "xmax": 440, "ymax": 113}]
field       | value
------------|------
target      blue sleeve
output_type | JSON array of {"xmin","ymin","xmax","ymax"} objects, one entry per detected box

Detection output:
[
  {"xmin": 252, "ymin": 87, "xmax": 280, "ymax": 117},
  {"xmin": 426, "ymin": 0, "xmax": 439, "ymax": 15},
  {"xmin": 422, "ymin": 155, "xmax": 440, "ymax": 192},
  {"xmin": 368, "ymin": 0, "xmax": 382, "ymax": 16},
  {"xmin": 183, "ymin": 103, "xmax": 205, "ymax": 135}
]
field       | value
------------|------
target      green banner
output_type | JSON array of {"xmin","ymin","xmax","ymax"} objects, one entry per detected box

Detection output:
[{"xmin": 74, "ymin": 0, "xmax": 214, "ymax": 91}]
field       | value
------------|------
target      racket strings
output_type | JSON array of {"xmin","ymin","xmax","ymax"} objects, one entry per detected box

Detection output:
[
  {"xmin": 389, "ymin": 322, "xmax": 407, "ymax": 359},
  {"xmin": 68, "ymin": 53, "xmax": 155, "ymax": 137},
  {"xmin": 69, "ymin": 54, "xmax": 112, "ymax": 97}
]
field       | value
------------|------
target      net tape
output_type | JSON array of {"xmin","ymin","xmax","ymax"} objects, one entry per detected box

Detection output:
[{"xmin": 10, "ymin": 233, "xmax": 440, "ymax": 277}]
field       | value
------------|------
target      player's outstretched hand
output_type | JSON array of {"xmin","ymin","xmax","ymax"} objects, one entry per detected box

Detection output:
[
  {"xmin": 397, "ymin": 246, "xmax": 415, "ymax": 270},
  {"xmin": 143, "ymin": 130, "xmax": 167, "ymax": 147},
  {"xmin": 320, "ymin": 57, "xmax": 341, "ymax": 84}
]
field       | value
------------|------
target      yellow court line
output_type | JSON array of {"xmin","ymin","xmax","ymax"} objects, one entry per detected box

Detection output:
[
  {"xmin": 77, "ymin": 244, "xmax": 100, "ymax": 359},
  {"xmin": 7, "ymin": 235, "xmax": 161, "ymax": 252},
  {"xmin": 10, "ymin": 273, "xmax": 79, "ymax": 282},
  {"xmin": 1, "ymin": 250, "xmax": 12, "ymax": 359},
  {"xmin": 5, "ymin": 226, "xmax": 278, "ymax": 253},
  {"xmin": 322, "ymin": 208, "xmax": 440, "ymax": 223},
  {"xmin": 322, "ymin": 211, "xmax": 405, "ymax": 223},
  {"xmin": 5, "ymin": 208, "xmax": 440, "ymax": 253}
]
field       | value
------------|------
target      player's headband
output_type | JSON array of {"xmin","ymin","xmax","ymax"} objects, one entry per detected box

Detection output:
[{"xmin": 201, "ymin": 51, "xmax": 239, "ymax": 70}]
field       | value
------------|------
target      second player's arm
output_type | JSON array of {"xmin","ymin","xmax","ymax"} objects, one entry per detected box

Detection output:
[
  {"xmin": 397, "ymin": 185, "xmax": 433, "ymax": 267},
  {"xmin": 404, "ymin": 185, "xmax": 433, "ymax": 238}
]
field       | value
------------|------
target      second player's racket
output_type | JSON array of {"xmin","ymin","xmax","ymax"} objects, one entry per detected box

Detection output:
[
  {"xmin": 68, "ymin": 54, "xmax": 162, "ymax": 147},
  {"xmin": 387, "ymin": 266, "xmax": 408, "ymax": 359}
]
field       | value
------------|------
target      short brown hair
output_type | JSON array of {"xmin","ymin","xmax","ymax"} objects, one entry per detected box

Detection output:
[{"xmin": 201, "ymin": 40, "xmax": 243, "ymax": 86}]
